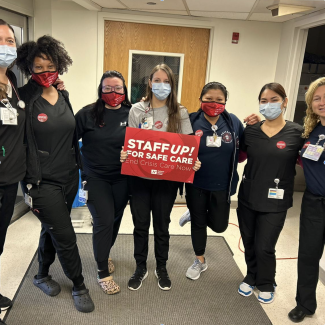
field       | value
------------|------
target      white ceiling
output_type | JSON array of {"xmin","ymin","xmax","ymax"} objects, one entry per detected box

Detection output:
[{"xmin": 72, "ymin": 0, "xmax": 325, "ymax": 22}]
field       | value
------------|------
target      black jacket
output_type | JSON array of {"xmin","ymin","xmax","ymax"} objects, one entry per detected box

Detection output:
[
  {"xmin": 19, "ymin": 79, "xmax": 82, "ymax": 185},
  {"xmin": 0, "ymin": 70, "xmax": 26, "ymax": 186},
  {"xmin": 189, "ymin": 109, "xmax": 244, "ymax": 203}
]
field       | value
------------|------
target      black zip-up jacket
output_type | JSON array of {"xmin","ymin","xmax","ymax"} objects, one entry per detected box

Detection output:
[
  {"xmin": 189, "ymin": 109, "xmax": 243, "ymax": 203},
  {"xmin": 0, "ymin": 70, "xmax": 26, "ymax": 186},
  {"xmin": 19, "ymin": 79, "xmax": 82, "ymax": 185}
]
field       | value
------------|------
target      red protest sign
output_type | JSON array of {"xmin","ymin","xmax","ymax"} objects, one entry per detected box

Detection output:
[{"xmin": 121, "ymin": 127, "xmax": 200, "ymax": 183}]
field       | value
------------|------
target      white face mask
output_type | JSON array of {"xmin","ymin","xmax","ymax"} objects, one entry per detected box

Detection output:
[
  {"xmin": 259, "ymin": 101, "xmax": 284, "ymax": 120},
  {"xmin": 0, "ymin": 45, "xmax": 17, "ymax": 68},
  {"xmin": 152, "ymin": 83, "xmax": 171, "ymax": 100}
]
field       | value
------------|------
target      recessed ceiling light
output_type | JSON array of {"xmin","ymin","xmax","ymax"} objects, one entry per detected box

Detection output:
[{"xmin": 147, "ymin": 2, "xmax": 156, "ymax": 5}]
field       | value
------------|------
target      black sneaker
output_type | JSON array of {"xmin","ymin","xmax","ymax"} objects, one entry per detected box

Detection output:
[
  {"xmin": 155, "ymin": 267, "xmax": 171, "ymax": 291},
  {"xmin": 0, "ymin": 318, "xmax": 7, "ymax": 325},
  {"xmin": 128, "ymin": 267, "xmax": 148, "ymax": 291},
  {"xmin": 0, "ymin": 294, "xmax": 12, "ymax": 311}
]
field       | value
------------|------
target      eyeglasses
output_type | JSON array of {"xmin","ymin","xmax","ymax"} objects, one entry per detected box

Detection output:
[{"xmin": 102, "ymin": 86, "xmax": 124, "ymax": 93}]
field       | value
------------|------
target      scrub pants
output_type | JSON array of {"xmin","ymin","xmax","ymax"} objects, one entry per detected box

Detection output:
[
  {"xmin": 185, "ymin": 184, "xmax": 230, "ymax": 256},
  {"xmin": 130, "ymin": 177, "xmax": 179, "ymax": 269},
  {"xmin": 22, "ymin": 169, "xmax": 84, "ymax": 286},
  {"xmin": 0, "ymin": 182, "xmax": 18, "ymax": 256},
  {"xmin": 296, "ymin": 190, "xmax": 325, "ymax": 315},
  {"xmin": 237, "ymin": 201, "xmax": 287, "ymax": 292},
  {"xmin": 84, "ymin": 175, "xmax": 129, "ymax": 271}
]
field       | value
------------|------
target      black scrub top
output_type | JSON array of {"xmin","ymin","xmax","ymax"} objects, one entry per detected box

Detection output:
[
  {"xmin": 32, "ymin": 91, "xmax": 76, "ymax": 184},
  {"xmin": 301, "ymin": 123, "xmax": 325, "ymax": 197},
  {"xmin": 0, "ymin": 76, "xmax": 26, "ymax": 186},
  {"xmin": 238, "ymin": 121, "xmax": 304, "ymax": 212},
  {"xmin": 75, "ymin": 104, "xmax": 130, "ymax": 180}
]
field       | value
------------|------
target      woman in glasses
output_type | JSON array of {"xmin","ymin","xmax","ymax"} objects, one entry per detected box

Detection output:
[{"xmin": 75, "ymin": 70, "xmax": 131, "ymax": 295}]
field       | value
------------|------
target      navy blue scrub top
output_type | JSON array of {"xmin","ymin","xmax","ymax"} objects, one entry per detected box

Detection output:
[{"xmin": 301, "ymin": 123, "xmax": 325, "ymax": 197}]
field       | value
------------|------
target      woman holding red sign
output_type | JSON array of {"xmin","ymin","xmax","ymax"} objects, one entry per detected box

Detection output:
[
  {"xmin": 121, "ymin": 63, "xmax": 200, "ymax": 292},
  {"xmin": 75, "ymin": 70, "xmax": 131, "ymax": 295},
  {"xmin": 236, "ymin": 83, "xmax": 304, "ymax": 305}
]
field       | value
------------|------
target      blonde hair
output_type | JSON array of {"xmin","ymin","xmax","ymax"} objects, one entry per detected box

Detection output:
[
  {"xmin": 303, "ymin": 77, "xmax": 325, "ymax": 138},
  {"xmin": 146, "ymin": 64, "xmax": 181, "ymax": 133}
]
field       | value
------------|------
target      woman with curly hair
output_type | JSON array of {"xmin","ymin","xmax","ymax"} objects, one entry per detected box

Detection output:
[
  {"xmin": 288, "ymin": 77, "xmax": 325, "ymax": 323},
  {"xmin": 75, "ymin": 70, "xmax": 131, "ymax": 295},
  {"xmin": 16, "ymin": 35, "xmax": 94, "ymax": 313}
]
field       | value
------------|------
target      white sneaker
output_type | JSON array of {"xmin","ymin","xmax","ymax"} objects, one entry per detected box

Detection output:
[
  {"xmin": 238, "ymin": 282, "xmax": 255, "ymax": 297},
  {"xmin": 179, "ymin": 210, "xmax": 191, "ymax": 227},
  {"xmin": 258, "ymin": 291, "xmax": 275, "ymax": 304}
]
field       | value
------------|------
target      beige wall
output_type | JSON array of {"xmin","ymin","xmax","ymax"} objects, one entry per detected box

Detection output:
[
  {"xmin": 0, "ymin": 0, "xmax": 33, "ymax": 16},
  {"xmin": 32, "ymin": 1, "xmax": 283, "ymax": 191}
]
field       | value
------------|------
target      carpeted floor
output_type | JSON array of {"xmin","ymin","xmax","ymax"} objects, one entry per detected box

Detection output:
[{"xmin": 5, "ymin": 234, "xmax": 272, "ymax": 325}]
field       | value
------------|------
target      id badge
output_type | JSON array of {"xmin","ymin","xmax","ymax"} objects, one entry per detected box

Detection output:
[
  {"xmin": 79, "ymin": 189, "xmax": 88, "ymax": 204},
  {"xmin": 302, "ymin": 144, "xmax": 324, "ymax": 161},
  {"xmin": 24, "ymin": 193, "xmax": 33, "ymax": 208},
  {"xmin": 141, "ymin": 117, "xmax": 153, "ymax": 129},
  {"xmin": 268, "ymin": 188, "xmax": 284, "ymax": 199},
  {"xmin": 206, "ymin": 136, "xmax": 221, "ymax": 147},
  {"xmin": 0, "ymin": 107, "xmax": 18, "ymax": 125}
]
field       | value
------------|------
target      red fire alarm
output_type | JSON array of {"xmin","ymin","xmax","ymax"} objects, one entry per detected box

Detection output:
[{"xmin": 232, "ymin": 32, "xmax": 239, "ymax": 44}]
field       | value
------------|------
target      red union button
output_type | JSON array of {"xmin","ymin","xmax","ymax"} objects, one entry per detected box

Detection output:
[
  {"xmin": 303, "ymin": 141, "xmax": 310, "ymax": 149},
  {"xmin": 155, "ymin": 121, "xmax": 163, "ymax": 129},
  {"xmin": 37, "ymin": 113, "xmax": 48, "ymax": 122},
  {"xmin": 195, "ymin": 130, "xmax": 203, "ymax": 137},
  {"xmin": 277, "ymin": 141, "xmax": 286, "ymax": 149}
]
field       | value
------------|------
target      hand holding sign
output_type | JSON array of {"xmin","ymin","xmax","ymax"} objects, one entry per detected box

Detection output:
[{"xmin": 121, "ymin": 127, "xmax": 200, "ymax": 183}]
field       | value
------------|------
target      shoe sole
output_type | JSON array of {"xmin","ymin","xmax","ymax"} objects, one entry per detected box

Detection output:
[
  {"xmin": 238, "ymin": 288, "xmax": 254, "ymax": 297},
  {"xmin": 258, "ymin": 295, "xmax": 274, "ymax": 304},
  {"xmin": 154, "ymin": 270, "xmax": 171, "ymax": 291},
  {"xmin": 186, "ymin": 265, "xmax": 208, "ymax": 280},
  {"xmin": 127, "ymin": 271, "xmax": 148, "ymax": 291}
]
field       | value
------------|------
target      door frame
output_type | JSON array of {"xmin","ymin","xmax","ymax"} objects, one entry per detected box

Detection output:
[
  {"xmin": 97, "ymin": 10, "xmax": 215, "ymax": 95},
  {"xmin": 278, "ymin": 10, "xmax": 325, "ymax": 121}
]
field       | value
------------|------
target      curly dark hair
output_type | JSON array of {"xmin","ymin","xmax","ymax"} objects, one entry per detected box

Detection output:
[
  {"xmin": 89, "ymin": 70, "xmax": 131, "ymax": 127},
  {"xmin": 16, "ymin": 35, "xmax": 72, "ymax": 77}
]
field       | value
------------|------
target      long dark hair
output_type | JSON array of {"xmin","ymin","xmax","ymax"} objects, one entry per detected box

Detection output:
[
  {"xmin": 91, "ymin": 70, "xmax": 131, "ymax": 126},
  {"xmin": 0, "ymin": 19, "xmax": 16, "ymax": 99},
  {"xmin": 146, "ymin": 64, "xmax": 181, "ymax": 133}
]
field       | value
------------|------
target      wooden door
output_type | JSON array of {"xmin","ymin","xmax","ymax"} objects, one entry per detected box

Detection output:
[{"xmin": 104, "ymin": 21, "xmax": 210, "ymax": 113}]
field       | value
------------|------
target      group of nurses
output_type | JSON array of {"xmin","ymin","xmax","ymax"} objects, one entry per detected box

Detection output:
[{"xmin": 1, "ymin": 16, "xmax": 325, "ymax": 325}]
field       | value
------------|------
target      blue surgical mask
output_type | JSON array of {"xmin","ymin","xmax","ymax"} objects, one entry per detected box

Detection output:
[
  {"xmin": 259, "ymin": 101, "xmax": 284, "ymax": 120},
  {"xmin": 0, "ymin": 45, "xmax": 17, "ymax": 68},
  {"xmin": 152, "ymin": 82, "xmax": 171, "ymax": 101}
]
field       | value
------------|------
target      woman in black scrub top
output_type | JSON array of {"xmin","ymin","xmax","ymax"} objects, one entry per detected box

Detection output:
[
  {"xmin": 0, "ymin": 19, "xmax": 25, "ymax": 322},
  {"xmin": 16, "ymin": 36, "xmax": 94, "ymax": 313},
  {"xmin": 237, "ymin": 83, "xmax": 304, "ymax": 304},
  {"xmin": 288, "ymin": 77, "xmax": 325, "ymax": 323},
  {"xmin": 75, "ymin": 70, "xmax": 131, "ymax": 295}
]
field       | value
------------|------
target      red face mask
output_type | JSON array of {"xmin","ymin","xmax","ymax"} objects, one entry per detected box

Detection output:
[
  {"xmin": 101, "ymin": 92, "xmax": 125, "ymax": 107},
  {"xmin": 31, "ymin": 71, "xmax": 59, "ymax": 88},
  {"xmin": 201, "ymin": 101, "xmax": 225, "ymax": 117}
]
